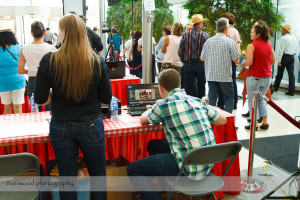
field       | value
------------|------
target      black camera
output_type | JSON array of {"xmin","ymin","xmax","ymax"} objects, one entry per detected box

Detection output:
[{"xmin": 102, "ymin": 27, "xmax": 111, "ymax": 33}]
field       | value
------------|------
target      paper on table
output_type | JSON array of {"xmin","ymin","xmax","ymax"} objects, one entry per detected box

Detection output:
[
  {"xmin": 119, "ymin": 114, "xmax": 140, "ymax": 124},
  {"xmin": 0, "ymin": 122, "xmax": 49, "ymax": 139}
]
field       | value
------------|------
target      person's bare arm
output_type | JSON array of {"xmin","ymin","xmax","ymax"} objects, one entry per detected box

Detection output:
[
  {"xmin": 161, "ymin": 36, "xmax": 169, "ymax": 53},
  {"xmin": 271, "ymin": 49, "xmax": 276, "ymax": 65},
  {"xmin": 211, "ymin": 114, "xmax": 227, "ymax": 125},
  {"xmin": 128, "ymin": 42, "xmax": 133, "ymax": 62},
  {"xmin": 18, "ymin": 49, "xmax": 28, "ymax": 74},
  {"xmin": 241, "ymin": 44, "xmax": 254, "ymax": 67},
  {"xmin": 140, "ymin": 109, "xmax": 151, "ymax": 125},
  {"xmin": 138, "ymin": 43, "xmax": 142, "ymax": 52}
]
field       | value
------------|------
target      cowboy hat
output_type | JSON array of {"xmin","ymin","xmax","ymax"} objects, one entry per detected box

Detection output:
[
  {"xmin": 191, "ymin": 14, "xmax": 208, "ymax": 25},
  {"xmin": 282, "ymin": 24, "xmax": 292, "ymax": 33},
  {"xmin": 220, "ymin": 12, "xmax": 236, "ymax": 24},
  {"xmin": 0, "ymin": 29, "xmax": 14, "ymax": 33}
]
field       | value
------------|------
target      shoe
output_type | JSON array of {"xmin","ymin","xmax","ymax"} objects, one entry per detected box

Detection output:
[
  {"xmin": 285, "ymin": 92, "xmax": 294, "ymax": 96},
  {"xmin": 245, "ymin": 125, "xmax": 258, "ymax": 131},
  {"xmin": 242, "ymin": 112, "xmax": 250, "ymax": 117},
  {"xmin": 260, "ymin": 124, "xmax": 269, "ymax": 130},
  {"xmin": 233, "ymin": 105, "xmax": 237, "ymax": 110},
  {"xmin": 247, "ymin": 117, "xmax": 263, "ymax": 123},
  {"xmin": 270, "ymin": 87, "xmax": 274, "ymax": 95}
]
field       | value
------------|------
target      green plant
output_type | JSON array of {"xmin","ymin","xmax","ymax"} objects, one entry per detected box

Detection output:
[
  {"xmin": 106, "ymin": 0, "xmax": 174, "ymax": 43},
  {"xmin": 183, "ymin": 0, "xmax": 284, "ymax": 50}
]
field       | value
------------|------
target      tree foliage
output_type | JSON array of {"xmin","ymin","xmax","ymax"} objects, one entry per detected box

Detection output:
[
  {"xmin": 183, "ymin": 0, "xmax": 284, "ymax": 50},
  {"xmin": 106, "ymin": 0, "xmax": 174, "ymax": 43}
]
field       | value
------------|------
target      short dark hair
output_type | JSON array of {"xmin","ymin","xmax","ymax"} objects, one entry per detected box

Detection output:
[
  {"xmin": 46, "ymin": 27, "xmax": 49, "ymax": 30},
  {"xmin": 253, "ymin": 24, "xmax": 270, "ymax": 41},
  {"xmin": 31, "ymin": 21, "xmax": 46, "ymax": 38},
  {"xmin": 93, "ymin": 26, "xmax": 98, "ymax": 31},
  {"xmin": 112, "ymin": 27, "xmax": 118, "ymax": 34},
  {"xmin": 157, "ymin": 69, "xmax": 181, "ymax": 92},
  {"xmin": 163, "ymin": 28, "xmax": 171, "ymax": 35},
  {"xmin": 0, "ymin": 32, "xmax": 17, "ymax": 51}
]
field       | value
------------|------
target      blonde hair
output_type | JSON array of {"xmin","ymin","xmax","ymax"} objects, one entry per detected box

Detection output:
[
  {"xmin": 172, "ymin": 22, "xmax": 183, "ymax": 36},
  {"xmin": 50, "ymin": 14, "xmax": 100, "ymax": 102}
]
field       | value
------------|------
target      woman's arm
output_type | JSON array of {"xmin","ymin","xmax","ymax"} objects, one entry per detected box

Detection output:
[
  {"xmin": 241, "ymin": 44, "xmax": 254, "ymax": 67},
  {"xmin": 161, "ymin": 36, "xmax": 169, "ymax": 53},
  {"xmin": 18, "ymin": 49, "xmax": 28, "ymax": 74},
  {"xmin": 128, "ymin": 42, "xmax": 133, "ymax": 62},
  {"xmin": 271, "ymin": 49, "xmax": 276, "ymax": 65}
]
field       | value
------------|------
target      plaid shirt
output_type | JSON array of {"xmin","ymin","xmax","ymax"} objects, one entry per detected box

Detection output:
[
  {"xmin": 201, "ymin": 33, "xmax": 240, "ymax": 82},
  {"xmin": 178, "ymin": 28, "xmax": 210, "ymax": 63},
  {"xmin": 147, "ymin": 88, "xmax": 219, "ymax": 180}
]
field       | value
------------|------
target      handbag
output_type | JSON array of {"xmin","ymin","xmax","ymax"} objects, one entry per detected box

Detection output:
[{"xmin": 238, "ymin": 67, "xmax": 247, "ymax": 80}]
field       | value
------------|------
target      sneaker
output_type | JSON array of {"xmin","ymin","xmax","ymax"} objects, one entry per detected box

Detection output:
[
  {"xmin": 242, "ymin": 112, "xmax": 250, "ymax": 117},
  {"xmin": 285, "ymin": 92, "xmax": 294, "ymax": 96}
]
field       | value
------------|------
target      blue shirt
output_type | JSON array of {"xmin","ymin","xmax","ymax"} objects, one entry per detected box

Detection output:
[
  {"xmin": 0, "ymin": 44, "xmax": 25, "ymax": 92},
  {"xmin": 107, "ymin": 34, "xmax": 122, "ymax": 50},
  {"xmin": 147, "ymin": 88, "xmax": 219, "ymax": 180}
]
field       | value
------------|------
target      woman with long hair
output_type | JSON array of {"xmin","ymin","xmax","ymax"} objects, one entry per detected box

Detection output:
[
  {"xmin": 0, "ymin": 29, "xmax": 25, "ymax": 114},
  {"xmin": 161, "ymin": 22, "xmax": 183, "ymax": 73},
  {"xmin": 241, "ymin": 23, "xmax": 276, "ymax": 130},
  {"xmin": 18, "ymin": 21, "xmax": 53, "ymax": 111},
  {"xmin": 128, "ymin": 30, "xmax": 142, "ymax": 78},
  {"xmin": 34, "ymin": 14, "xmax": 112, "ymax": 200}
]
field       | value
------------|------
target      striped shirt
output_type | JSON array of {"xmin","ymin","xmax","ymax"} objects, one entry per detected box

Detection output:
[
  {"xmin": 178, "ymin": 28, "xmax": 210, "ymax": 63},
  {"xmin": 201, "ymin": 33, "xmax": 240, "ymax": 82},
  {"xmin": 147, "ymin": 88, "xmax": 219, "ymax": 180}
]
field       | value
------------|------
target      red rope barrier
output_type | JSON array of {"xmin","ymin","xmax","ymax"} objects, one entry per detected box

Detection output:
[
  {"xmin": 262, "ymin": 95, "xmax": 300, "ymax": 129},
  {"xmin": 116, "ymin": 52, "xmax": 142, "ymax": 70}
]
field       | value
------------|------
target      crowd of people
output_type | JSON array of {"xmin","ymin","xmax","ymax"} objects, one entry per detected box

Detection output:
[{"xmin": 0, "ymin": 10, "xmax": 298, "ymax": 200}]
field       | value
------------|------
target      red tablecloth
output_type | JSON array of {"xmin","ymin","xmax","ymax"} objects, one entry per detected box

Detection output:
[
  {"xmin": 0, "ymin": 108, "xmax": 240, "ymax": 199},
  {"xmin": 110, "ymin": 78, "xmax": 141, "ymax": 105},
  {"xmin": 0, "ymin": 78, "xmax": 141, "ymax": 114}
]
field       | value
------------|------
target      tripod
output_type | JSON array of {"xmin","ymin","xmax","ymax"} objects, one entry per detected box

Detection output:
[{"xmin": 105, "ymin": 33, "xmax": 118, "ymax": 61}]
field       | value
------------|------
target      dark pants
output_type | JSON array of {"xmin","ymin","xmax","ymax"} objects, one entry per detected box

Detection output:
[
  {"xmin": 28, "ymin": 77, "xmax": 51, "ymax": 111},
  {"xmin": 50, "ymin": 117, "xmax": 107, "ymax": 200},
  {"xmin": 131, "ymin": 55, "xmax": 142, "ymax": 78},
  {"xmin": 152, "ymin": 55, "xmax": 156, "ymax": 83},
  {"xmin": 127, "ymin": 139, "xmax": 178, "ymax": 200},
  {"xmin": 182, "ymin": 61, "xmax": 206, "ymax": 99},
  {"xmin": 217, "ymin": 62, "xmax": 237, "ymax": 109},
  {"xmin": 157, "ymin": 62, "xmax": 162, "ymax": 73},
  {"xmin": 273, "ymin": 54, "xmax": 295, "ymax": 93},
  {"xmin": 208, "ymin": 81, "xmax": 234, "ymax": 113}
]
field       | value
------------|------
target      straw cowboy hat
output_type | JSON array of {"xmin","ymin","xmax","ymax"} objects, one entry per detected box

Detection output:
[
  {"xmin": 282, "ymin": 24, "xmax": 292, "ymax": 33},
  {"xmin": 220, "ymin": 12, "xmax": 236, "ymax": 24},
  {"xmin": 0, "ymin": 29, "xmax": 14, "ymax": 33},
  {"xmin": 191, "ymin": 14, "xmax": 208, "ymax": 25}
]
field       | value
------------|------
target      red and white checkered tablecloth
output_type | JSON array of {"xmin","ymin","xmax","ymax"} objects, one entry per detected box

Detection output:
[{"xmin": 0, "ymin": 111, "xmax": 163, "ymax": 146}]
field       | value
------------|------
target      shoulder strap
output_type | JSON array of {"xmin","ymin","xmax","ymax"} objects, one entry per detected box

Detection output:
[{"xmin": 6, "ymin": 48, "xmax": 18, "ymax": 62}]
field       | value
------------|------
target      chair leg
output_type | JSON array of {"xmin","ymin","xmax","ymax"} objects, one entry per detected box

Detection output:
[
  {"xmin": 167, "ymin": 191, "xmax": 172, "ymax": 200},
  {"xmin": 207, "ymin": 193, "xmax": 217, "ymax": 200}
]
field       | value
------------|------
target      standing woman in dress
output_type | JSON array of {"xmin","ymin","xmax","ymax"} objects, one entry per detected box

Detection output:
[
  {"xmin": 0, "ymin": 29, "xmax": 25, "ymax": 114},
  {"xmin": 34, "ymin": 14, "xmax": 112, "ymax": 200}
]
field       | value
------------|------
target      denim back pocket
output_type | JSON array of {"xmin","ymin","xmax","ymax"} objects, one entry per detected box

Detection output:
[
  {"xmin": 49, "ymin": 118, "xmax": 65, "ymax": 141},
  {"xmin": 83, "ymin": 118, "xmax": 104, "ymax": 143}
]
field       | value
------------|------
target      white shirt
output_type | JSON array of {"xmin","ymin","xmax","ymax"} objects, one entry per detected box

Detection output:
[
  {"xmin": 163, "ymin": 35, "xmax": 182, "ymax": 67},
  {"xmin": 124, "ymin": 39, "xmax": 132, "ymax": 59},
  {"xmin": 138, "ymin": 37, "xmax": 156, "ymax": 54},
  {"xmin": 22, "ymin": 43, "xmax": 53, "ymax": 77},
  {"xmin": 278, "ymin": 33, "xmax": 297, "ymax": 62}
]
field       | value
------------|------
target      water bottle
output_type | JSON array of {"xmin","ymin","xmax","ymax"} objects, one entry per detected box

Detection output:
[
  {"xmin": 30, "ymin": 93, "xmax": 39, "ymax": 114},
  {"xmin": 110, "ymin": 97, "xmax": 119, "ymax": 122}
]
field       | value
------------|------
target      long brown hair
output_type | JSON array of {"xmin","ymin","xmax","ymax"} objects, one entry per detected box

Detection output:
[{"xmin": 50, "ymin": 14, "xmax": 100, "ymax": 102}]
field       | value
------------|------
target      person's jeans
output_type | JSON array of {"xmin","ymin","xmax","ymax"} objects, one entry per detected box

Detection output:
[
  {"xmin": 28, "ymin": 77, "xmax": 51, "ymax": 111},
  {"xmin": 208, "ymin": 81, "xmax": 234, "ymax": 113},
  {"xmin": 49, "ymin": 117, "xmax": 107, "ymax": 200},
  {"xmin": 147, "ymin": 139, "xmax": 170, "ymax": 156},
  {"xmin": 273, "ymin": 54, "xmax": 295, "ymax": 93},
  {"xmin": 127, "ymin": 153, "xmax": 179, "ymax": 200},
  {"xmin": 217, "ymin": 62, "xmax": 237, "ymax": 109},
  {"xmin": 246, "ymin": 76, "xmax": 271, "ymax": 119},
  {"xmin": 182, "ymin": 62, "xmax": 206, "ymax": 99}
]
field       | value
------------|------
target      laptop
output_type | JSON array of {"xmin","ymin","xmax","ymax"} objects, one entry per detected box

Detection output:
[
  {"xmin": 126, "ymin": 84, "xmax": 161, "ymax": 116},
  {"xmin": 105, "ymin": 61, "xmax": 126, "ymax": 79}
]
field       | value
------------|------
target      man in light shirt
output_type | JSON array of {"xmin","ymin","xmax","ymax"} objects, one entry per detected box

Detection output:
[{"xmin": 272, "ymin": 24, "xmax": 297, "ymax": 96}]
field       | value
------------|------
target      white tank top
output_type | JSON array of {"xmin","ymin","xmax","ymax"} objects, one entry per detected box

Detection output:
[
  {"xmin": 163, "ymin": 35, "xmax": 182, "ymax": 67},
  {"xmin": 22, "ymin": 43, "xmax": 53, "ymax": 77}
]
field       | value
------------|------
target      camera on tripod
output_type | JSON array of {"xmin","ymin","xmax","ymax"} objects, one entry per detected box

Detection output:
[{"xmin": 102, "ymin": 27, "xmax": 111, "ymax": 33}]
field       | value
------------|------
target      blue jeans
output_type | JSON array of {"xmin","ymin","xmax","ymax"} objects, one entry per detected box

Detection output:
[
  {"xmin": 217, "ymin": 62, "xmax": 237, "ymax": 108},
  {"xmin": 273, "ymin": 54, "xmax": 295, "ymax": 93},
  {"xmin": 182, "ymin": 62, "xmax": 206, "ymax": 99},
  {"xmin": 208, "ymin": 81, "xmax": 234, "ymax": 113},
  {"xmin": 28, "ymin": 77, "xmax": 51, "ymax": 111},
  {"xmin": 127, "ymin": 140, "xmax": 179, "ymax": 200},
  {"xmin": 50, "ymin": 117, "xmax": 107, "ymax": 200},
  {"xmin": 246, "ymin": 76, "xmax": 271, "ymax": 119}
]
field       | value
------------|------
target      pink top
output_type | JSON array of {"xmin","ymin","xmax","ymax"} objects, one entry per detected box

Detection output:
[
  {"xmin": 247, "ymin": 38, "xmax": 273, "ymax": 78},
  {"xmin": 227, "ymin": 25, "xmax": 241, "ymax": 43}
]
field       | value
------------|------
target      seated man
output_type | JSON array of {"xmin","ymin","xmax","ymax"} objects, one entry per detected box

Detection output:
[{"xmin": 127, "ymin": 69, "xmax": 227, "ymax": 200}]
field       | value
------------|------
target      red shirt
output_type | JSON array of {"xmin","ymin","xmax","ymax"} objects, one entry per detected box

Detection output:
[{"xmin": 247, "ymin": 38, "xmax": 273, "ymax": 77}]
